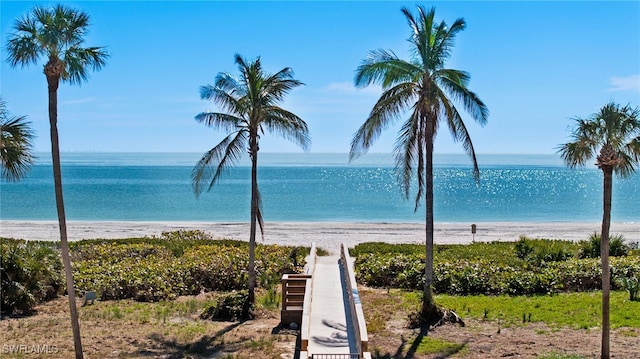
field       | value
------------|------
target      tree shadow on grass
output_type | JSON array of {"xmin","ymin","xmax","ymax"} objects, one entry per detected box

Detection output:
[
  {"xmin": 133, "ymin": 321, "xmax": 243, "ymax": 358},
  {"xmin": 372, "ymin": 327, "xmax": 467, "ymax": 359}
]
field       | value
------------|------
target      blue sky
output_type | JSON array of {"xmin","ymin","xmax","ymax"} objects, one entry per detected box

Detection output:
[{"xmin": 1, "ymin": 1, "xmax": 639, "ymax": 155}]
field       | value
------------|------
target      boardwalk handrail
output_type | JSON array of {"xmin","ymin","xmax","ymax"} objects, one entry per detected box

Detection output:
[
  {"xmin": 305, "ymin": 242, "xmax": 317, "ymax": 276},
  {"xmin": 300, "ymin": 242, "xmax": 317, "ymax": 353},
  {"xmin": 340, "ymin": 243, "xmax": 370, "ymax": 358}
]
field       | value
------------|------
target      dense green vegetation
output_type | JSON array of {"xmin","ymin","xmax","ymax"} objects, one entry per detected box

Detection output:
[
  {"xmin": 1, "ymin": 240, "xmax": 63, "ymax": 314},
  {"xmin": 1, "ymin": 231, "xmax": 307, "ymax": 314},
  {"xmin": 352, "ymin": 237, "xmax": 640, "ymax": 296}
]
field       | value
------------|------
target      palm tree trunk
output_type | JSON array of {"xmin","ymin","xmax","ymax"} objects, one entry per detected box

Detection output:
[
  {"xmin": 47, "ymin": 75, "xmax": 84, "ymax": 359},
  {"xmin": 248, "ymin": 134, "xmax": 258, "ymax": 305},
  {"xmin": 601, "ymin": 168, "xmax": 612, "ymax": 359},
  {"xmin": 422, "ymin": 123, "xmax": 436, "ymax": 321}
]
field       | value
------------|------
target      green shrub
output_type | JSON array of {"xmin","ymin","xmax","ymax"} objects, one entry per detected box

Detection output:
[
  {"xmin": 71, "ymin": 234, "xmax": 308, "ymax": 302},
  {"xmin": 1, "ymin": 239, "xmax": 63, "ymax": 314},
  {"xmin": 515, "ymin": 237, "xmax": 576, "ymax": 265},
  {"xmin": 352, "ymin": 240, "xmax": 521, "ymax": 264},
  {"xmin": 617, "ymin": 276, "xmax": 639, "ymax": 301},
  {"xmin": 200, "ymin": 290, "xmax": 254, "ymax": 321},
  {"xmin": 354, "ymin": 242, "xmax": 640, "ymax": 296},
  {"xmin": 515, "ymin": 237, "xmax": 535, "ymax": 259},
  {"xmin": 579, "ymin": 233, "xmax": 629, "ymax": 258},
  {"xmin": 70, "ymin": 230, "xmax": 233, "ymax": 257},
  {"xmin": 71, "ymin": 242, "xmax": 174, "ymax": 262},
  {"xmin": 436, "ymin": 241, "xmax": 521, "ymax": 265}
]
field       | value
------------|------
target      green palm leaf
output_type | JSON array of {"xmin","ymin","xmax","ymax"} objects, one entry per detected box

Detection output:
[{"xmin": 0, "ymin": 98, "xmax": 34, "ymax": 181}]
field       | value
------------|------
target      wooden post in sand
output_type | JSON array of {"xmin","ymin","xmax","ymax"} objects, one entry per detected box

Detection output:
[{"xmin": 471, "ymin": 224, "xmax": 477, "ymax": 242}]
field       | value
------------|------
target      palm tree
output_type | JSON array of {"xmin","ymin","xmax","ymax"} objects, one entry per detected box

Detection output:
[
  {"xmin": 0, "ymin": 97, "xmax": 34, "ymax": 181},
  {"xmin": 350, "ymin": 5, "xmax": 488, "ymax": 323},
  {"xmin": 6, "ymin": 5, "xmax": 109, "ymax": 358},
  {"xmin": 192, "ymin": 54, "xmax": 310, "ymax": 306},
  {"xmin": 559, "ymin": 102, "xmax": 640, "ymax": 359}
]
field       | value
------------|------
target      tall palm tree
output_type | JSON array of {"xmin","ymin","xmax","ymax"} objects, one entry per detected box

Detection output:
[
  {"xmin": 559, "ymin": 102, "xmax": 640, "ymax": 359},
  {"xmin": 0, "ymin": 97, "xmax": 34, "ymax": 181},
  {"xmin": 350, "ymin": 5, "xmax": 488, "ymax": 322},
  {"xmin": 193, "ymin": 54, "xmax": 310, "ymax": 306},
  {"xmin": 6, "ymin": 5, "xmax": 109, "ymax": 358}
]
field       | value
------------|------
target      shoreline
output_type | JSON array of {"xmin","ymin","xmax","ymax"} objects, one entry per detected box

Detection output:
[{"xmin": 2, "ymin": 220, "xmax": 638, "ymax": 253}]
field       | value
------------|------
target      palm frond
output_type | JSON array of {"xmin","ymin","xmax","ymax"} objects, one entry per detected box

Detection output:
[
  {"xmin": 191, "ymin": 131, "xmax": 247, "ymax": 197},
  {"xmin": 437, "ymin": 69, "xmax": 489, "ymax": 126},
  {"xmin": 626, "ymin": 136, "xmax": 640, "ymax": 162},
  {"xmin": 436, "ymin": 17, "xmax": 466, "ymax": 64},
  {"xmin": 355, "ymin": 50, "xmax": 419, "ymax": 88},
  {"xmin": 261, "ymin": 107, "xmax": 310, "ymax": 151},
  {"xmin": 200, "ymin": 84, "xmax": 246, "ymax": 116},
  {"xmin": 5, "ymin": 17, "xmax": 42, "ymax": 67},
  {"xmin": 254, "ymin": 185, "xmax": 265, "ymax": 240},
  {"xmin": 0, "ymin": 102, "xmax": 34, "ymax": 181},
  {"xmin": 213, "ymin": 72, "xmax": 242, "ymax": 98},
  {"xmin": 262, "ymin": 68, "xmax": 304, "ymax": 104},
  {"xmin": 63, "ymin": 46, "xmax": 109, "ymax": 85},
  {"xmin": 393, "ymin": 109, "xmax": 421, "ymax": 200},
  {"xmin": 350, "ymin": 82, "xmax": 417, "ymax": 161},
  {"xmin": 194, "ymin": 111, "xmax": 244, "ymax": 133},
  {"xmin": 438, "ymin": 93, "xmax": 480, "ymax": 181}
]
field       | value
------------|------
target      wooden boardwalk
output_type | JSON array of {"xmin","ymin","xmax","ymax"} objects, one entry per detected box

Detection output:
[
  {"xmin": 306, "ymin": 255, "xmax": 358, "ymax": 356},
  {"xmin": 291, "ymin": 244, "xmax": 371, "ymax": 359}
]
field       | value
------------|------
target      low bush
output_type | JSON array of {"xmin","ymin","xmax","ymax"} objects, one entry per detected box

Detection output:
[
  {"xmin": 515, "ymin": 237, "xmax": 576, "ymax": 265},
  {"xmin": 579, "ymin": 233, "xmax": 630, "ymax": 258},
  {"xmin": 71, "ymin": 233, "xmax": 309, "ymax": 302},
  {"xmin": 354, "ymin": 242, "xmax": 640, "ymax": 296},
  {"xmin": 617, "ymin": 275, "xmax": 639, "ymax": 301},
  {"xmin": 3, "ymin": 231, "xmax": 309, "ymax": 309},
  {"xmin": 1, "ymin": 239, "xmax": 63, "ymax": 314},
  {"xmin": 200, "ymin": 290, "xmax": 254, "ymax": 321},
  {"xmin": 70, "ymin": 230, "xmax": 241, "ymax": 257}
]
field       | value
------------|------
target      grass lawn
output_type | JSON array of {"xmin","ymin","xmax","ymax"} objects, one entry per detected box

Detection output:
[
  {"xmin": 361, "ymin": 287, "xmax": 640, "ymax": 359},
  {"xmin": 437, "ymin": 290, "xmax": 640, "ymax": 329}
]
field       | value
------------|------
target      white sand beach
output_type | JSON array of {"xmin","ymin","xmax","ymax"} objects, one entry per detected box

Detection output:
[{"xmin": 1, "ymin": 220, "xmax": 638, "ymax": 253}]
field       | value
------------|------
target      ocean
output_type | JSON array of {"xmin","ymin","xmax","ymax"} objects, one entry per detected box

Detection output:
[{"xmin": 1, "ymin": 153, "xmax": 638, "ymax": 223}]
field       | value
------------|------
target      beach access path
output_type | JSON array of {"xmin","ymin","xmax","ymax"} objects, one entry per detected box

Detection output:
[{"xmin": 306, "ymin": 255, "xmax": 358, "ymax": 356}]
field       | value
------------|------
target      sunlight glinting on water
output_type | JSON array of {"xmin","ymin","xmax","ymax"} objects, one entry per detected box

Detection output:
[{"xmin": 1, "ymin": 154, "xmax": 638, "ymax": 222}]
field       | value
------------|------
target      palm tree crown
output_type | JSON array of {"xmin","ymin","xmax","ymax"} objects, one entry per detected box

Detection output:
[
  {"xmin": 192, "ymin": 54, "xmax": 310, "ymax": 197},
  {"xmin": 0, "ymin": 97, "xmax": 34, "ymax": 181},
  {"xmin": 559, "ymin": 102, "xmax": 640, "ymax": 176},
  {"xmin": 6, "ymin": 4, "xmax": 108, "ymax": 84},
  {"xmin": 351, "ymin": 6, "xmax": 488, "ymax": 208}
]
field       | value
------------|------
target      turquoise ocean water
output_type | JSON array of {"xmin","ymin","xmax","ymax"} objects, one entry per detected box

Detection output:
[{"xmin": 1, "ymin": 153, "xmax": 638, "ymax": 223}]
